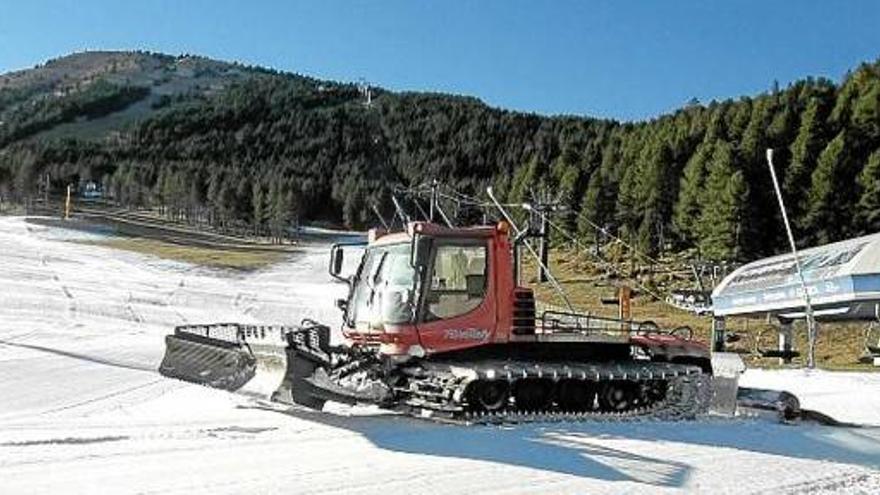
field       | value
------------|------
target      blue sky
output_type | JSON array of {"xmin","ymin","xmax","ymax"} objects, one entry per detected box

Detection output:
[{"xmin": 1, "ymin": 1, "xmax": 879, "ymax": 121}]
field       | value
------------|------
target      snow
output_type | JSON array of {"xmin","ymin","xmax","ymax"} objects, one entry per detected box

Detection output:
[
  {"xmin": 740, "ymin": 369, "xmax": 880, "ymax": 427},
  {"xmin": 0, "ymin": 215, "xmax": 878, "ymax": 494}
]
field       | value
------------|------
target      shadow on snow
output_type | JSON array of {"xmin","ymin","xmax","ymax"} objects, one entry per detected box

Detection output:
[{"xmin": 242, "ymin": 403, "xmax": 880, "ymax": 488}]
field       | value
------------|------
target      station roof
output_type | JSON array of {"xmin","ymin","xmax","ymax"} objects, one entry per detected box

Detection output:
[{"xmin": 711, "ymin": 232, "xmax": 880, "ymax": 321}]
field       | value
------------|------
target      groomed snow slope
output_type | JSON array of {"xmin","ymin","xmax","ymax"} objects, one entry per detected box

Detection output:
[{"xmin": 0, "ymin": 216, "xmax": 878, "ymax": 495}]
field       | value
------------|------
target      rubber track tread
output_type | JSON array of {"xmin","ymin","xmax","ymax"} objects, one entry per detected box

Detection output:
[{"xmin": 404, "ymin": 361, "xmax": 711, "ymax": 424}]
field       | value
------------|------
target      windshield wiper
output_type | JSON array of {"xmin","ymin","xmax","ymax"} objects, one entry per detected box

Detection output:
[{"xmin": 367, "ymin": 252, "xmax": 388, "ymax": 304}]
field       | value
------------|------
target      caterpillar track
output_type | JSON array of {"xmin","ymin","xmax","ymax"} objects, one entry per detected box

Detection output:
[
  {"xmin": 399, "ymin": 360, "xmax": 712, "ymax": 424},
  {"xmin": 161, "ymin": 323, "xmax": 722, "ymax": 425}
]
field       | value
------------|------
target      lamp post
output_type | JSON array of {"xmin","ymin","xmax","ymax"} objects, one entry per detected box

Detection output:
[{"xmin": 766, "ymin": 148, "xmax": 817, "ymax": 368}]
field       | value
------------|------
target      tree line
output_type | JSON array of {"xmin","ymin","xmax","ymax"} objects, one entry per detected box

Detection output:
[{"xmin": 0, "ymin": 56, "xmax": 879, "ymax": 261}]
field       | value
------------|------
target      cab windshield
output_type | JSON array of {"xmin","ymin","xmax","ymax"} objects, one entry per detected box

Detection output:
[{"xmin": 347, "ymin": 243, "xmax": 417, "ymax": 328}]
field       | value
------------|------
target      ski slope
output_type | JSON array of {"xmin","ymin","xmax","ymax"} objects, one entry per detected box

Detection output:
[{"xmin": 0, "ymin": 216, "xmax": 878, "ymax": 495}]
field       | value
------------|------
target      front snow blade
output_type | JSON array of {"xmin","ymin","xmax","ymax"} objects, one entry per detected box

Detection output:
[
  {"xmin": 270, "ymin": 325, "xmax": 335, "ymax": 410},
  {"xmin": 159, "ymin": 331, "xmax": 257, "ymax": 391},
  {"xmin": 158, "ymin": 322, "xmax": 334, "ymax": 410},
  {"xmin": 271, "ymin": 347, "xmax": 329, "ymax": 409}
]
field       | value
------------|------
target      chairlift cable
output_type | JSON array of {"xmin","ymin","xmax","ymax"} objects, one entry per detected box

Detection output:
[
  {"xmin": 486, "ymin": 187, "xmax": 574, "ymax": 312},
  {"xmin": 540, "ymin": 211, "xmax": 681, "ymax": 309}
]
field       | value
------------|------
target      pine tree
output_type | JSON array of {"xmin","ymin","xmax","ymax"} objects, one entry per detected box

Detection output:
[
  {"xmin": 152, "ymin": 166, "xmax": 167, "ymax": 215},
  {"xmin": 740, "ymin": 97, "xmax": 772, "ymax": 168},
  {"xmin": 785, "ymin": 98, "xmax": 826, "ymax": 219},
  {"xmin": 552, "ymin": 158, "xmax": 582, "ymax": 207},
  {"xmin": 508, "ymin": 156, "xmax": 543, "ymax": 205},
  {"xmin": 851, "ymin": 77, "xmax": 880, "ymax": 142},
  {"xmin": 856, "ymin": 148, "xmax": 880, "ymax": 231},
  {"xmin": 697, "ymin": 142, "xmax": 747, "ymax": 260},
  {"xmin": 186, "ymin": 169, "xmax": 206, "ymax": 224},
  {"xmin": 804, "ymin": 131, "xmax": 849, "ymax": 244},
  {"xmin": 614, "ymin": 136, "xmax": 647, "ymax": 243},
  {"xmin": 578, "ymin": 171, "xmax": 604, "ymax": 239},
  {"xmin": 554, "ymin": 163, "xmax": 582, "ymax": 234},
  {"xmin": 267, "ymin": 179, "xmax": 284, "ymax": 241},
  {"xmin": 727, "ymin": 99, "xmax": 752, "ymax": 141},
  {"xmin": 631, "ymin": 136, "xmax": 674, "ymax": 253},
  {"xmin": 672, "ymin": 140, "xmax": 713, "ymax": 244},
  {"xmin": 206, "ymin": 169, "xmax": 226, "ymax": 227},
  {"xmin": 507, "ymin": 156, "xmax": 544, "ymax": 225},
  {"xmin": 738, "ymin": 97, "xmax": 784, "ymax": 256},
  {"xmin": 252, "ymin": 180, "xmax": 266, "ymax": 235},
  {"xmin": 830, "ymin": 72, "xmax": 859, "ymax": 131},
  {"xmin": 767, "ymin": 105, "xmax": 797, "ymax": 146},
  {"xmin": 578, "ymin": 137, "xmax": 621, "ymax": 238},
  {"xmin": 339, "ymin": 175, "xmax": 363, "ymax": 228},
  {"xmin": 704, "ymin": 103, "xmax": 730, "ymax": 143},
  {"xmin": 272, "ymin": 183, "xmax": 293, "ymax": 242}
]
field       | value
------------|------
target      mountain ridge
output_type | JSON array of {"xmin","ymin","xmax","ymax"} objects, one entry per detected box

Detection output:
[{"xmin": 1, "ymin": 50, "xmax": 879, "ymax": 261}]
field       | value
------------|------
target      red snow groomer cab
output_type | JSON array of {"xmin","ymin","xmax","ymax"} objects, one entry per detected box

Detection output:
[{"xmin": 160, "ymin": 221, "xmax": 720, "ymax": 423}]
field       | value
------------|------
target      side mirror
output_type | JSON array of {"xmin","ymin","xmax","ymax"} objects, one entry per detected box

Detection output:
[
  {"xmin": 411, "ymin": 234, "xmax": 432, "ymax": 269},
  {"xmin": 330, "ymin": 245, "xmax": 345, "ymax": 280}
]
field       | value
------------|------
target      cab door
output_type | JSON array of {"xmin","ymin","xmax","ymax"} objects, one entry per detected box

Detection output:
[{"xmin": 415, "ymin": 239, "xmax": 497, "ymax": 353}]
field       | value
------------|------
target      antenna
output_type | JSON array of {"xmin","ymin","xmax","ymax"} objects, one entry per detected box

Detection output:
[
  {"xmin": 390, "ymin": 195, "xmax": 411, "ymax": 227},
  {"xmin": 766, "ymin": 148, "xmax": 818, "ymax": 368},
  {"xmin": 407, "ymin": 195, "xmax": 429, "ymax": 222},
  {"xmin": 428, "ymin": 180, "xmax": 454, "ymax": 227},
  {"xmin": 370, "ymin": 203, "xmax": 390, "ymax": 230},
  {"xmin": 433, "ymin": 198, "xmax": 454, "ymax": 228}
]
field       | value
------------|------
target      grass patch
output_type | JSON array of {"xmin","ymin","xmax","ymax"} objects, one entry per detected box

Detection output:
[
  {"xmin": 79, "ymin": 238, "xmax": 287, "ymax": 271},
  {"xmin": 0, "ymin": 203, "xmax": 26, "ymax": 216},
  {"xmin": 525, "ymin": 248, "xmax": 878, "ymax": 371}
]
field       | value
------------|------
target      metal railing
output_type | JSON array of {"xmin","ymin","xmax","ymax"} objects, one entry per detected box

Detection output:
[{"xmin": 538, "ymin": 310, "xmax": 658, "ymax": 336}]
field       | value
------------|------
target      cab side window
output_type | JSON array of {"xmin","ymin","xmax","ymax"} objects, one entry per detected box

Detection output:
[{"xmin": 426, "ymin": 244, "xmax": 487, "ymax": 320}]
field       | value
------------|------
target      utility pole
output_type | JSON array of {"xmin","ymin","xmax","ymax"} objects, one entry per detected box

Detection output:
[
  {"xmin": 64, "ymin": 184, "xmax": 72, "ymax": 220},
  {"xmin": 618, "ymin": 286, "xmax": 632, "ymax": 321},
  {"xmin": 430, "ymin": 179, "xmax": 438, "ymax": 222},
  {"xmin": 529, "ymin": 191, "xmax": 562, "ymax": 283},
  {"xmin": 358, "ymin": 78, "xmax": 372, "ymax": 107},
  {"xmin": 538, "ymin": 208, "xmax": 550, "ymax": 282}
]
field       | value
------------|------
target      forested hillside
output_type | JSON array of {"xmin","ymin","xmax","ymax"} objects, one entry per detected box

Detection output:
[{"xmin": 1, "ymin": 51, "xmax": 879, "ymax": 261}]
